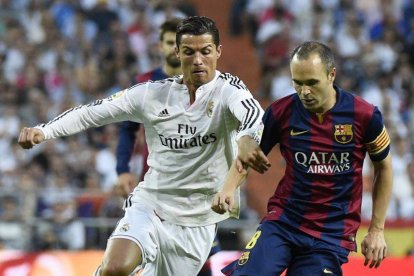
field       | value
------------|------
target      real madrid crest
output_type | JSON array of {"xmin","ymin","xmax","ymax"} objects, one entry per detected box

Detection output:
[
  {"xmin": 238, "ymin": 251, "xmax": 250, "ymax": 266},
  {"xmin": 334, "ymin": 124, "xmax": 353, "ymax": 144},
  {"xmin": 207, "ymin": 101, "xmax": 214, "ymax": 117},
  {"xmin": 108, "ymin": 89, "xmax": 126, "ymax": 101},
  {"xmin": 119, "ymin": 223, "xmax": 130, "ymax": 232}
]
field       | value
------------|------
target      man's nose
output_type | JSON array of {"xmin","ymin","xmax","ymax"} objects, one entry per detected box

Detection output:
[
  {"xmin": 193, "ymin": 52, "xmax": 202, "ymax": 65},
  {"xmin": 301, "ymin": 86, "xmax": 311, "ymax": 95}
]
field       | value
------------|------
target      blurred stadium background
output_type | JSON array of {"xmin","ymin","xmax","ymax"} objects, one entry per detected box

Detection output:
[{"xmin": 0, "ymin": 0, "xmax": 413, "ymax": 275}]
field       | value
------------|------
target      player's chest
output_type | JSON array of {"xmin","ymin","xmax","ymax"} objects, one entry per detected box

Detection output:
[
  {"xmin": 144, "ymin": 92, "xmax": 224, "ymax": 135},
  {"xmin": 282, "ymin": 112, "xmax": 363, "ymax": 151}
]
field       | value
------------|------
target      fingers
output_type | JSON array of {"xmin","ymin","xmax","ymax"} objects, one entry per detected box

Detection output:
[
  {"xmin": 227, "ymin": 197, "xmax": 235, "ymax": 211},
  {"xmin": 18, "ymin": 127, "xmax": 45, "ymax": 149},
  {"xmin": 257, "ymin": 150, "xmax": 270, "ymax": 166},
  {"xmin": 369, "ymin": 248, "xmax": 383, "ymax": 268},
  {"xmin": 18, "ymin": 127, "xmax": 35, "ymax": 149},
  {"xmin": 236, "ymin": 159, "xmax": 247, "ymax": 174},
  {"xmin": 242, "ymin": 153, "xmax": 271, "ymax": 174},
  {"xmin": 362, "ymin": 244, "xmax": 387, "ymax": 268},
  {"xmin": 211, "ymin": 194, "xmax": 222, "ymax": 214},
  {"xmin": 120, "ymin": 181, "xmax": 135, "ymax": 198},
  {"xmin": 211, "ymin": 194, "xmax": 233, "ymax": 214},
  {"xmin": 363, "ymin": 249, "xmax": 371, "ymax": 267}
]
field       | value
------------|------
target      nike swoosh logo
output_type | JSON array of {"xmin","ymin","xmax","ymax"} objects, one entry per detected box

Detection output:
[
  {"xmin": 290, "ymin": 129, "xmax": 309, "ymax": 136},
  {"xmin": 323, "ymin": 268, "xmax": 333, "ymax": 274}
]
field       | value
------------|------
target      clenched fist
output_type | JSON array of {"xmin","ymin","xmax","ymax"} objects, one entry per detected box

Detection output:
[{"xmin": 18, "ymin": 127, "xmax": 45, "ymax": 149}]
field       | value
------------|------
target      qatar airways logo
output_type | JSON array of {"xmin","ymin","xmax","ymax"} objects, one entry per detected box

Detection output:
[
  {"xmin": 295, "ymin": 151, "xmax": 351, "ymax": 174},
  {"xmin": 159, "ymin": 123, "xmax": 217, "ymax": 149}
]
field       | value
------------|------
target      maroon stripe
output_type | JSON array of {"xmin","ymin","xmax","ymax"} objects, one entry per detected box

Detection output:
[
  {"xmin": 299, "ymin": 112, "xmax": 335, "ymax": 238},
  {"xmin": 266, "ymin": 96, "xmax": 295, "ymax": 220},
  {"xmin": 340, "ymin": 97, "xmax": 372, "ymax": 249}
]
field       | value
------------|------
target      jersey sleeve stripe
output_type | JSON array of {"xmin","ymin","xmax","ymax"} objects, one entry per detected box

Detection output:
[
  {"xmin": 248, "ymin": 99, "xmax": 261, "ymax": 128},
  {"xmin": 240, "ymin": 99, "xmax": 259, "ymax": 131},
  {"xmin": 45, "ymin": 105, "xmax": 83, "ymax": 126},
  {"xmin": 240, "ymin": 100, "xmax": 252, "ymax": 131},
  {"xmin": 245, "ymin": 100, "xmax": 257, "ymax": 129}
]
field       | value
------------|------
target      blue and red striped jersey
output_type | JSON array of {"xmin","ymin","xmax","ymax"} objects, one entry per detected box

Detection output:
[{"xmin": 260, "ymin": 86, "xmax": 390, "ymax": 251}]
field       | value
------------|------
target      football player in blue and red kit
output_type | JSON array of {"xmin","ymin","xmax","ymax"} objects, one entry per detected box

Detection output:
[{"xmin": 213, "ymin": 41, "xmax": 393, "ymax": 276}]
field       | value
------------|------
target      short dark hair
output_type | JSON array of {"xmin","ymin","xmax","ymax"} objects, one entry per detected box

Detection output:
[
  {"xmin": 176, "ymin": 16, "xmax": 220, "ymax": 48},
  {"xmin": 159, "ymin": 18, "xmax": 183, "ymax": 41},
  {"xmin": 290, "ymin": 41, "xmax": 335, "ymax": 75}
]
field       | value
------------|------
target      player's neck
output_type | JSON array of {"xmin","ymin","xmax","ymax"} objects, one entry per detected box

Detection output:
[
  {"xmin": 163, "ymin": 64, "xmax": 182, "ymax": 77},
  {"xmin": 317, "ymin": 87, "xmax": 337, "ymax": 114},
  {"xmin": 325, "ymin": 87, "xmax": 337, "ymax": 111}
]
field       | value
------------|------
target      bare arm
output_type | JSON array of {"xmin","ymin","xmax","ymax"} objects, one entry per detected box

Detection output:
[
  {"xmin": 211, "ymin": 159, "xmax": 248, "ymax": 214},
  {"xmin": 237, "ymin": 135, "xmax": 270, "ymax": 174},
  {"xmin": 361, "ymin": 153, "xmax": 393, "ymax": 268}
]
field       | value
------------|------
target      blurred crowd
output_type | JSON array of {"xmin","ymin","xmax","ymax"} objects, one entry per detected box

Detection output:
[
  {"xmin": 0, "ymin": 0, "xmax": 413, "ymax": 253},
  {"xmin": 0, "ymin": 0, "xmax": 197, "ymax": 251}
]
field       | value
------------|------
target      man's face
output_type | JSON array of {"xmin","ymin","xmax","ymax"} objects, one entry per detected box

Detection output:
[
  {"xmin": 290, "ymin": 53, "xmax": 336, "ymax": 113},
  {"xmin": 176, "ymin": 33, "xmax": 221, "ymax": 88},
  {"xmin": 161, "ymin": 31, "xmax": 180, "ymax": 68}
]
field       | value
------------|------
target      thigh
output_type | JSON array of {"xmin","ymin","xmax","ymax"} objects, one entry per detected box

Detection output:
[
  {"xmin": 222, "ymin": 221, "xmax": 292, "ymax": 276},
  {"xmin": 287, "ymin": 243, "xmax": 349, "ymax": 276},
  {"xmin": 102, "ymin": 238, "xmax": 142, "ymax": 274},
  {"xmin": 110, "ymin": 203, "xmax": 160, "ymax": 268}
]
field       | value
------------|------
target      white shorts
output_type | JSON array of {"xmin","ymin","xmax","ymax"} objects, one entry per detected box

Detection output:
[{"xmin": 110, "ymin": 202, "xmax": 216, "ymax": 276}]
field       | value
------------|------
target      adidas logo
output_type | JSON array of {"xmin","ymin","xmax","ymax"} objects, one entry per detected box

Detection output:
[{"xmin": 158, "ymin": 109, "xmax": 169, "ymax": 117}]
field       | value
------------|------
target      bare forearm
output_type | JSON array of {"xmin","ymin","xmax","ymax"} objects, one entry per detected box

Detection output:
[
  {"xmin": 369, "ymin": 154, "xmax": 393, "ymax": 231},
  {"xmin": 222, "ymin": 160, "xmax": 248, "ymax": 193}
]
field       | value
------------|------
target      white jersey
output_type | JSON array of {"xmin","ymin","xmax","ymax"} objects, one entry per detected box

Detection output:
[{"xmin": 36, "ymin": 71, "xmax": 264, "ymax": 226}]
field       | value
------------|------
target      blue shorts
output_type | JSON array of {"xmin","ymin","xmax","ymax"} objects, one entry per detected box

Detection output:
[
  {"xmin": 222, "ymin": 220, "xmax": 350, "ymax": 276},
  {"xmin": 209, "ymin": 235, "xmax": 221, "ymax": 256}
]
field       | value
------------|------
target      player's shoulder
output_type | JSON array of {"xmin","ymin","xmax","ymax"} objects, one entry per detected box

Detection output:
[
  {"xmin": 136, "ymin": 67, "xmax": 168, "ymax": 83},
  {"xmin": 217, "ymin": 72, "xmax": 248, "ymax": 91},
  {"xmin": 136, "ymin": 71, "xmax": 154, "ymax": 83},
  {"xmin": 126, "ymin": 77, "xmax": 175, "ymax": 97},
  {"xmin": 338, "ymin": 87, "xmax": 376, "ymax": 116},
  {"xmin": 269, "ymin": 93, "xmax": 296, "ymax": 111}
]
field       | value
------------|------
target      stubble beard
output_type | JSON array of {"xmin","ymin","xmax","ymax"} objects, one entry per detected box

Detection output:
[{"xmin": 166, "ymin": 54, "xmax": 181, "ymax": 68}]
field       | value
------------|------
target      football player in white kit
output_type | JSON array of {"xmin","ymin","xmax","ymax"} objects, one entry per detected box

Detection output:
[{"xmin": 18, "ymin": 16, "xmax": 270, "ymax": 276}]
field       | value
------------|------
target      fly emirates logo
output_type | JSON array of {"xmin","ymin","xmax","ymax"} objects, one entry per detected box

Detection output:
[
  {"xmin": 159, "ymin": 124, "xmax": 217, "ymax": 149},
  {"xmin": 295, "ymin": 151, "xmax": 351, "ymax": 174}
]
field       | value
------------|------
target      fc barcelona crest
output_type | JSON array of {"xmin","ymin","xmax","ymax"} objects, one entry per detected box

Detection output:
[
  {"xmin": 334, "ymin": 124, "xmax": 353, "ymax": 144},
  {"xmin": 207, "ymin": 101, "xmax": 214, "ymax": 117},
  {"xmin": 238, "ymin": 251, "xmax": 250, "ymax": 266}
]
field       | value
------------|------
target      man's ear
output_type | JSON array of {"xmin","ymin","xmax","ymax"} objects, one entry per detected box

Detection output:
[
  {"xmin": 329, "ymin": 68, "xmax": 336, "ymax": 82},
  {"xmin": 216, "ymin": 45, "xmax": 222, "ymax": 59},
  {"xmin": 175, "ymin": 46, "xmax": 180, "ymax": 60}
]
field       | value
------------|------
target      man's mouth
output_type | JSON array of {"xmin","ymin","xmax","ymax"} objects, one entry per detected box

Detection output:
[{"xmin": 193, "ymin": 70, "xmax": 205, "ymax": 75}]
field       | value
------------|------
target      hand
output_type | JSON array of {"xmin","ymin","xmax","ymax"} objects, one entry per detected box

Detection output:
[
  {"xmin": 361, "ymin": 229, "xmax": 387, "ymax": 268},
  {"xmin": 18, "ymin": 127, "xmax": 45, "ymax": 149},
  {"xmin": 211, "ymin": 189, "xmax": 235, "ymax": 214},
  {"xmin": 237, "ymin": 135, "xmax": 270, "ymax": 174},
  {"xmin": 117, "ymin": 173, "xmax": 138, "ymax": 198}
]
